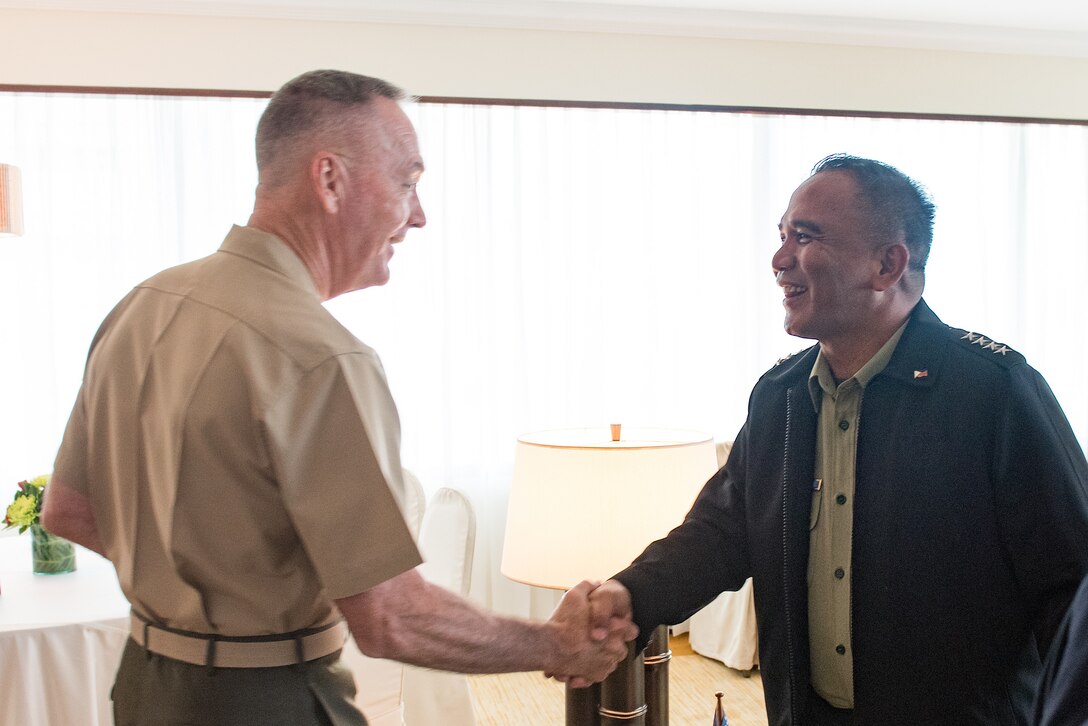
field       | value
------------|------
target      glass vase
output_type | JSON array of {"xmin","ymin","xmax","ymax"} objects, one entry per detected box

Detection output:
[{"xmin": 30, "ymin": 523, "xmax": 76, "ymax": 574}]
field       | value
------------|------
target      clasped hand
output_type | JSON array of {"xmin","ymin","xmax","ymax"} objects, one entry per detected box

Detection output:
[{"xmin": 545, "ymin": 579, "xmax": 638, "ymax": 687}]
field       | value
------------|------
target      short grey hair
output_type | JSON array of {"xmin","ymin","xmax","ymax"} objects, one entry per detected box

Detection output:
[{"xmin": 255, "ymin": 69, "xmax": 406, "ymax": 174}]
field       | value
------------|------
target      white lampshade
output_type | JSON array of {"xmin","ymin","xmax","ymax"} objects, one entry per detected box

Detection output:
[
  {"xmin": 0, "ymin": 164, "xmax": 24, "ymax": 237},
  {"xmin": 501, "ymin": 426, "xmax": 718, "ymax": 590}
]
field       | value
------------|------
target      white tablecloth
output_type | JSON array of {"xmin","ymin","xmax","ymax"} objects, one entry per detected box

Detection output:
[
  {"xmin": 0, "ymin": 535, "xmax": 130, "ymax": 726},
  {"xmin": 688, "ymin": 577, "xmax": 760, "ymax": 671}
]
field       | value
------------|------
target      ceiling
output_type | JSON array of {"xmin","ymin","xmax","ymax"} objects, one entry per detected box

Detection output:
[{"xmin": 4, "ymin": 0, "xmax": 1088, "ymax": 56}]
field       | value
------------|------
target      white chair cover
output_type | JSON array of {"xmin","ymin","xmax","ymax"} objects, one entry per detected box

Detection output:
[
  {"xmin": 342, "ymin": 469, "xmax": 429, "ymax": 726},
  {"xmin": 401, "ymin": 469, "xmax": 427, "ymax": 537},
  {"xmin": 688, "ymin": 579, "xmax": 759, "ymax": 670},
  {"xmin": 403, "ymin": 487, "xmax": 478, "ymax": 725},
  {"xmin": 415, "ymin": 487, "xmax": 476, "ymax": 593},
  {"xmin": 342, "ymin": 641, "xmax": 405, "ymax": 726}
]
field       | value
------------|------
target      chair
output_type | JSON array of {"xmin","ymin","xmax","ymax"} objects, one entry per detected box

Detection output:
[
  {"xmin": 400, "ymin": 469, "xmax": 427, "ymax": 537},
  {"xmin": 341, "ymin": 475, "xmax": 479, "ymax": 725},
  {"xmin": 414, "ymin": 487, "xmax": 475, "ymax": 598},
  {"xmin": 686, "ymin": 442, "xmax": 760, "ymax": 673},
  {"xmin": 340, "ymin": 468, "xmax": 427, "ymax": 726},
  {"xmin": 402, "ymin": 487, "xmax": 478, "ymax": 725}
]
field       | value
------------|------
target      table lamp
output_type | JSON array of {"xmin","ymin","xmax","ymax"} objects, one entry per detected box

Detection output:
[
  {"xmin": 502, "ymin": 425, "xmax": 718, "ymax": 725},
  {"xmin": 0, "ymin": 164, "xmax": 24, "ymax": 237}
]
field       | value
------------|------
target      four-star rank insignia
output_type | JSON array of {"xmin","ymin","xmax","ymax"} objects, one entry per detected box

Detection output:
[
  {"xmin": 960, "ymin": 331, "xmax": 1011, "ymax": 356},
  {"xmin": 775, "ymin": 350, "xmax": 801, "ymax": 366}
]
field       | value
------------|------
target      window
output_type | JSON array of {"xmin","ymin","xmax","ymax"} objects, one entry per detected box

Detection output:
[{"xmin": 2, "ymin": 91, "xmax": 1084, "ymax": 612}]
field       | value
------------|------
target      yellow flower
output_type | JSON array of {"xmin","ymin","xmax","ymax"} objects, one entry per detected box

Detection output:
[
  {"xmin": 5, "ymin": 474, "xmax": 50, "ymax": 533},
  {"xmin": 5, "ymin": 493, "xmax": 38, "ymax": 528}
]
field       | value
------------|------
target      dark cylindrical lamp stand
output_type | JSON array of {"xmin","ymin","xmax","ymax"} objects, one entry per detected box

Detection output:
[
  {"xmin": 567, "ymin": 682, "xmax": 601, "ymax": 725},
  {"xmin": 566, "ymin": 625, "xmax": 671, "ymax": 726},
  {"xmin": 643, "ymin": 625, "xmax": 671, "ymax": 726},
  {"xmin": 600, "ymin": 640, "xmax": 647, "ymax": 725}
]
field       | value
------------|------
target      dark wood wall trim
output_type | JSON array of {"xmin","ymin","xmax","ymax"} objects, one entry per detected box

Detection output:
[
  {"xmin": 2, "ymin": 84, "xmax": 1086, "ymax": 127},
  {"xmin": 419, "ymin": 96, "xmax": 1088, "ymax": 127},
  {"xmin": 0, "ymin": 84, "xmax": 271, "ymax": 99}
]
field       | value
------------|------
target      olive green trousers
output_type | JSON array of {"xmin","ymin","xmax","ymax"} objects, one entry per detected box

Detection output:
[{"xmin": 112, "ymin": 639, "xmax": 367, "ymax": 726}]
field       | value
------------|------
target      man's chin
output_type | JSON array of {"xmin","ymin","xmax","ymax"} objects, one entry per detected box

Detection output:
[
  {"xmin": 367, "ymin": 269, "xmax": 391, "ymax": 288},
  {"xmin": 783, "ymin": 318, "xmax": 817, "ymax": 341},
  {"xmin": 345, "ymin": 267, "xmax": 391, "ymax": 293}
]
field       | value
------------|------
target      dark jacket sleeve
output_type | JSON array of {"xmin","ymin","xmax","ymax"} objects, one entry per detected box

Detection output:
[
  {"xmin": 994, "ymin": 363, "xmax": 1088, "ymax": 656},
  {"xmin": 1033, "ymin": 574, "xmax": 1088, "ymax": 726},
  {"xmin": 612, "ymin": 422, "xmax": 754, "ymax": 649}
]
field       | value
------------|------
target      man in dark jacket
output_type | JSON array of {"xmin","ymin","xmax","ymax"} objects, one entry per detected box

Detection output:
[{"xmin": 591, "ymin": 155, "xmax": 1088, "ymax": 725}]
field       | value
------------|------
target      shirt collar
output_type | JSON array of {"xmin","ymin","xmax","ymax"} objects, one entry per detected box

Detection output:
[
  {"xmin": 218, "ymin": 225, "xmax": 321, "ymax": 300},
  {"xmin": 808, "ymin": 320, "xmax": 909, "ymax": 411}
]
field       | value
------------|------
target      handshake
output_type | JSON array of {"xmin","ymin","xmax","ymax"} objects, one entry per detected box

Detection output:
[{"xmin": 543, "ymin": 579, "xmax": 639, "ymax": 687}]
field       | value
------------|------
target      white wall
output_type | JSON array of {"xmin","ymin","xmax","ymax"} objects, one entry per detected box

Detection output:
[{"xmin": 1, "ymin": 7, "xmax": 1087, "ymax": 120}]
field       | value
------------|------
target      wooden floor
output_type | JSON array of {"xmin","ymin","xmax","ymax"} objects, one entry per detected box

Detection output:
[{"xmin": 466, "ymin": 635, "xmax": 767, "ymax": 725}]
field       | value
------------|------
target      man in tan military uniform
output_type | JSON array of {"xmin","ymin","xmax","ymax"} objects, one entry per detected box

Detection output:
[{"xmin": 42, "ymin": 70, "xmax": 634, "ymax": 726}]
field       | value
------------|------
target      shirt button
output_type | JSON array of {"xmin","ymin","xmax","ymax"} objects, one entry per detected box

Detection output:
[
  {"xmin": 834, "ymin": 567, "xmax": 845, "ymax": 579},
  {"xmin": 835, "ymin": 644, "xmax": 846, "ymax": 655},
  {"xmin": 838, "ymin": 419, "xmax": 850, "ymax": 431},
  {"xmin": 836, "ymin": 494, "xmax": 847, "ymax": 505}
]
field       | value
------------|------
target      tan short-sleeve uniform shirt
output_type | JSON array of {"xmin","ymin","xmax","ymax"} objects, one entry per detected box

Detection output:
[{"xmin": 54, "ymin": 225, "xmax": 422, "ymax": 635}]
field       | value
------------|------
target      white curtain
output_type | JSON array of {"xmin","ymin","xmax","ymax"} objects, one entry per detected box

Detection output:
[
  {"xmin": 2, "ymin": 92, "xmax": 1086, "ymax": 616},
  {"xmin": 0, "ymin": 91, "xmax": 263, "ymax": 514}
]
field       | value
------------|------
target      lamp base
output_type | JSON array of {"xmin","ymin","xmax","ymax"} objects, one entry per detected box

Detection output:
[
  {"xmin": 565, "ymin": 624, "xmax": 669, "ymax": 726},
  {"xmin": 567, "ymin": 681, "xmax": 601, "ymax": 724},
  {"xmin": 643, "ymin": 626, "xmax": 670, "ymax": 726}
]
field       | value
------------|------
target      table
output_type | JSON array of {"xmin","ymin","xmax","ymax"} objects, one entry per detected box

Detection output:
[
  {"xmin": 0, "ymin": 534, "xmax": 130, "ymax": 726},
  {"xmin": 688, "ymin": 578, "xmax": 760, "ymax": 672}
]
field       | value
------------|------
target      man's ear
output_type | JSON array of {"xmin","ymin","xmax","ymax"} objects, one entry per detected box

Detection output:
[
  {"xmin": 312, "ymin": 152, "xmax": 341, "ymax": 214},
  {"xmin": 873, "ymin": 243, "xmax": 910, "ymax": 292}
]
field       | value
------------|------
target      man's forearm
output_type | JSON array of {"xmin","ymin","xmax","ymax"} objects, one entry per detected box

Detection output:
[
  {"xmin": 337, "ymin": 571, "xmax": 632, "ymax": 681},
  {"xmin": 361, "ymin": 586, "xmax": 555, "ymax": 672}
]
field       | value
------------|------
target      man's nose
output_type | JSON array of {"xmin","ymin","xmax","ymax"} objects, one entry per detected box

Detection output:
[
  {"xmin": 772, "ymin": 240, "xmax": 794, "ymax": 275},
  {"xmin": 408, "ymin": 189, "xmax": 426, "ymax": 229}
]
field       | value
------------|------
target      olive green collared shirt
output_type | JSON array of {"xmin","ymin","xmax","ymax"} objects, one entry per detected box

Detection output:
[{"xmin": 807, "ymin": 321, "xmax": 907, "ymax": 709}]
